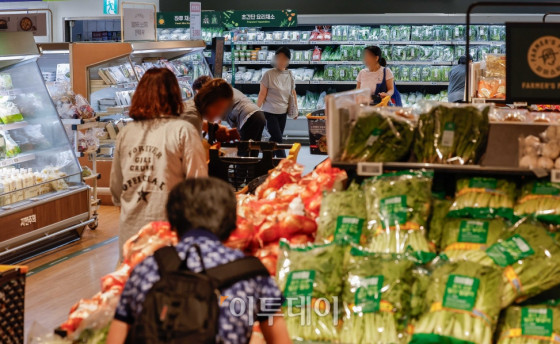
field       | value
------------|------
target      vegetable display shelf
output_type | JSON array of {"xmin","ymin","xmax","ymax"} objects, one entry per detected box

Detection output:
[
  {"xmin": 225, "ymin": 60, "xmax": 453, "ymax": 66},
  {"xmin": 0, "ymin": 32, "xmax": 91, "ymax": 264},
  {"xmin": 226, "ymin": 40, "xmax": 502, "ymax": 46}
]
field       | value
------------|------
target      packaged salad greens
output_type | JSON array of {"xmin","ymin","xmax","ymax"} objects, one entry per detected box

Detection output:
[
  {"xmin": 380, "ymin": 45, "xmax": 392, "ymax": 60},
  {"xmin": 316, "ymin": 183, "xmax": 367, "ymax": 244},
  {"xmin": 413, "ymin": 103, "xmax": 490, "ymax": 165},
  {"xmin": 490, "ymin": 25, "xmax": 503, "ymax": 41},
  {"xmin": 410, "ymin": 66, "xmax": 421, "ymax": 82},
  {"xmin": 478, "ymin": 25, "xmax": 490, "ymax": 42},
  {"xmin": 340, "ymin": 109, "xmax": 415, "ymax": 163},
  {"xmin": 469, "ymin": 26, "xmax": 478, "ymax": 41},
  {"xmin": 442, "ymin": 25, "xmax": 454, "ymax": 41},
  {"xmin": 497, "ymin": 305, "xmax": 560, "ymax": 344},
  {"xmin": 371, "ymin": 27, "xmax": 380, "ymax": 41},
  {"xmin": 432, "ymin": 25, "xmax": 444, "ymax": 41},
  {"xmin": 392, "ymin": 46, "xmax": 407, "ymax": 61},
  {"xmin": 472, "ymin": 219, "xmax": 560, "ymax": 307},
  {"xmin": 379, "ymin": 25, "xmax": 391, "ymax": 41},
  {"xmin": 441, "ymin": 218, "xmax": 508, "ymax": 262},
  {"xmin": 339, "ymin": 247, "xmax": 415, "ymax": 344},
  {"xmin": 441, "ymin": 46, "xmax": 455, "ymax": 62},
  {"xmin": 410, "ymin": 260, "xmax": 503, "ymax": 344},
  {"xmin": 363, "ymin": 170, "xmax": 434, "ymax": 256},
  {"xmin": 410, "ymin": 266, "xmax": 431, "ymax": 320},
  {"xmin": 421, "ymin": 66, "xmax": 431, "ymax": 82},
  {"xmin": 448, "ymin": 177, "xmax": 516, "ymax": 220},
  {"xmin": 277, "ymin": 240, "xmax": 346, "ymax": 342},
  {"xmin": 324, "ymin": 65, "xmax": 337, "ymax": 81},
  {"xmin": 405, "ymin": 45, "xmax": 419, "ymax": 61},
  {"xmin": 428, "ymin": 196, "xmax": 452, "ymax": 252},
  {"xmin": 421, "ymin": 25, "xmax": 434, "ymax": 41},
  {"xmin": 336, "ymin": 65, "xmax": 350, "ymax": 81},
  {"xmin": 400, "ymin": 66, "xmax": 411, "ymax": 82},
  {"xmin": 0, "ymin": 100, "xmax": 24, "ymax": 124},
  {"xmin": 454, "ymin": 25, "xmax": 466, "ymax": 41},
  {"xmin": 514, "ymin": 181, "xmax": 560, "ymax": 224},
  {"xmin": 411, "ymin": 26, "xmax": 422, "ymax": 41}
]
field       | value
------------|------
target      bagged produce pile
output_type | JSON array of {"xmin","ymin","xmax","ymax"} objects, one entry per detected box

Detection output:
[
  {"xmin": 472, "ymin": 220, "xmax": 560, "ymax": 308},
  {"xmin": 339, "ymin": 248, "xmax": 414, "ymax": 344},
  {"xmin": 497, "ymin": 305, "xmax": 560, "ymax": 344},
  {"xmin": 427, "ymin": 195, "xmax": 452, "ymax": 252},
  {"xmin": 411, "ymin": 260, "xmax": 504, "ymax": 344},
  {"xmin": 316, "ymin": 183, "xmax": 367, "ymax": 244},
  {"xmin": 414, "ymin": 103, "xmax": 490, "ymax": 164},
  {"xmin": 515, "ymin": 181, "xmax": 560, "ymax": 224},
  {"xmin": 440, "ymin": 218, "xmax": 508, "ymax": 262},
  {"xmin": 449, "ymin": 177, "xmax": 517, "ymax": 221},
  {"xmin": 363, "ymin": 170, "xmax": 435, "ymax": 256},
  {"xmin": 340, "ymin": 109, "xmax": 415, "ymax": 163},
  {"xmin": 57, "ymin": 221, "xmax": 178, "ymax": 341},
  {"xmin": 277, "ymin": 241, "xmax": 346, "ymax": 342}
]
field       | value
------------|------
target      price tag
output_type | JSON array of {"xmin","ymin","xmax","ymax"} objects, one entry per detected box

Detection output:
[
  {"xmin": 357, "ymin": 162, "xmax": 383, "ymax": 176},
  {"xmin": 551, "ymin": 169, "xmax": 560, "ymax": 183}
]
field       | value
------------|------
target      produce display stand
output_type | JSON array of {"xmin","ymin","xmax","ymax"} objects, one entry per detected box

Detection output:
[
  {"xmin": 70, "ymin": 40, "xmax": 208, "ymax": 205},
  {"xmin": 0, "ymin": 32, "xmax": 92, "ymax": 264}
]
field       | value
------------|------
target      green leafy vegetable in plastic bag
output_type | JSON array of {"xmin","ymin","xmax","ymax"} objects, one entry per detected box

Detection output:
[
  {"xmin": 497, "ymin": 305, "xmax": 560, "ymax": 344},
  {"xmin": 514, "ymin": 181, "xmax": 560, "ymax": 225},
  {"xmin": 441, "ymin": 218, "xmax": 508, "ymax": 261},
  {"xmin": 428, "ymin": 197, "xmax": 452, "ymax": 252}
]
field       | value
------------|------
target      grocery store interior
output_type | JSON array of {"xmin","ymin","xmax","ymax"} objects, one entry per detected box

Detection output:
[{"xmin": 3, "ymin": 0, "xmax": 560, "ymax": 343}]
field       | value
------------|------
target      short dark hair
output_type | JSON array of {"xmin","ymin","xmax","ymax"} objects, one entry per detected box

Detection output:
[
  {"xmin": 194, "ymin": 78, "xmax": 233, "ymax": 115},
  {"xmin": 192, "ymin": 75, "xmax": 212, "ymax": 92},
  {"xmin": 129, "ymin": 68, "xmax": 184, "ymax": 120},
  {"xmin": 166, "ymin": 178, "xmax": 237, "ymax": 240},
  {"xmin": 275, "ymin": 46, "xmax": 291, "ymax": 60}
]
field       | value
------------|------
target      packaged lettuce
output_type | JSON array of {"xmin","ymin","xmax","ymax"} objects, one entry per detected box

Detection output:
[
  {"xmin": 340, "ymin": 108, "xmax": 415, "ymax": 163},
  {"xmin": 410, "ymin": 66, "xmax": 421, "ymax": 82},
  {"xmin": 421, "ymin": 66, "xmax": 431, "ymax": 82},
  {"xmin": 336, "ymin": 65, "xmax": 350, "ymax": 81},
  {"xmin": 411, "ymin": 26, "xmax": 422, "ymax": 41},
  {"xmin": 364, "ymin": 170, "xmax": 434, "ymax": 256},
  {"xmin": 277, "ymin": 240, "xmax": 345, "ymax": 342},
  {"xmin": 317, "ymin": 183, "xmax": 367, "ymax": 244},
  {"xmin": 441, "ymin": 218, "xmax": 508, "ymax": 261},
  {"xmin": 0, "ymin": 100, "xmax": 24, "ymax": 124},
  {"xmin": 371, "ymin": 27, "xmax": 380, "ymax": 41},
  {"xmin": 469, "ymin": 26, "xmax": 478, "ymax": 41},
  {"xmin": 432, "ymin": 25, "xmax": 444, "ymax": 41},
  {"xmin": 354, "ymin": 45, "xmax": 365, "ymax": 61},
  {"xmin": 339, "ymin": 247, "xmax": 415, "ymax": 344},
  {"xmin": 432, "ymin": 46, "xmax": 444, "ymax": 62},
  {"xmin": 455, "ymin": 45, "xmax": 466, "ymax": 60},
  {"xmin": 421, "ymin": 25, "xmax": 434, "ymax": 41},
  {"xmin": 413, "ymin": 103, "xmax": 490, "ymax": 165},
  {"xmin": 478, "ymin": 25, "xmax": 489, "ymax": 42},
  {"xmin": 400, "ymin": 66, "xmax": 411, "ymax": 82},
  {"xmin": 442, "ymin": 25, "xmax": 454, "ymax": 41},
  {"xmin": 470, "ymin": 47, "xmax": 480, "ymax": 61},
  {"xmin": 430, "ymin": 66, "xmax": 442, "ymax": 82},
  {"xmin": 1, "ymin": 131, "xmax": 21, "ymax": 158},
  {"xmin": 442, "ymin": 46, "xmax": 455, "ymax": 62},
  {"xmin": 418, "ymin": 46, "xmax": 434, "ymax": 61},
  {"xmin": 490, "ymin": 25, "xmax": 503, "ymax": 41},
  {"xmin": 324, "ymin": 65, "xmax": 336, "ymax": 81},
  {"xmin": 406, "ymin": 45, "xmax": 419, "ymax": 61},
  {"xmin": 515, "ymin": 181, "xmax": 560, "ymax": 224},
  {"xmin": 392, "ymin": 46, "xmax": 407, "ymax": 61},
  {"xmin": 380, "ymin": 45, "xmax": 392, "ymax": 60},
  {"xmin": 410, "ymin": 266, "xmax": 431, "ymax": 319},
  {"xmin": 411, "ymin": 260, "xmax": 503, "ymax": 344},
  {"xmin": 379, "ymin": 25, "xmax": 391, "ymax": 41},
  {"xmin": 473, "ymin": 219, "xmax": 560, "ymax": 307},
  {"xmin": 392, "ymin": 66, "xmax": 401, "ymax": 81},
  {"xmin": 454, "ymin": 25, "xmax": 466, "ymax": 41},
  {"xmin": 449, "ymin": 177, "xmax": 516, "ymax": 220},
  {"xmin": 428, "ymin": 197, "xmax": 452, "ymax": 252},
  {"xmin": 340, "ymin": 45, "xmax": 354, "ymax": 61},
  {"xmin": 497, "ymin": 305, "xmax": 560, "ymax": 344}
]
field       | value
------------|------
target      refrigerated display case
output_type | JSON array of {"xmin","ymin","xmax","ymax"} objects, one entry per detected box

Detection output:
[{"xmin": 0, "ymin": 32, "xmax": 91, "ymax": 263}]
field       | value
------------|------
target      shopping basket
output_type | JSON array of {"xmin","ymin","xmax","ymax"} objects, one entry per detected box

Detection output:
[
  {"xmin": 0, "ymin": 265, "xmax": 27, "ymax": 343},
  {"xmin": 208, "ymin": 141, "xmax": 300, "ymax": 192}
]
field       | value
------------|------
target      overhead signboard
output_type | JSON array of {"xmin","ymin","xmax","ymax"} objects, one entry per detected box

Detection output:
[
  {"xmin": 123, "ymin": 7, "xmax": 155, "ymax": 41},
  {"xmin": 103, "ymin": 0, "xmax": 119, "ymax": 15},
  {"xmin": 0, "ymin": 13, "xmax": 47, "ymax": 36},
  {"xmin": 221, "ymin": 9, "xmax": 297, "ymax": 29},
  {"xmin": 506, "ymin": 23, "xmax": 560, "ymax": 104},
  {"xmin": 156, "ymin": 11, "xmax": 221, "ymax": 29}
]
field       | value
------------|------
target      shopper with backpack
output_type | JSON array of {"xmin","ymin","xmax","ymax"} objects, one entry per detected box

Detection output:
[{"xmin": 106, "ymin": 177, "xmax": 291, "ymax": 344}]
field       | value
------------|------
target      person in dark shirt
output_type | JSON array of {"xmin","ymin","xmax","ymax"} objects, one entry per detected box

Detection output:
[{"xmin": 448, "ymin": 55, "xmax": 471, "ymax": 103}]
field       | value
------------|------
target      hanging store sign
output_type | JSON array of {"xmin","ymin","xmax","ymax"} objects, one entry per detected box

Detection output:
[
  {"xmin": 123, "ymin": 7, "xmax": 156, "ymax": 41},
  {"xmin": 221, "ymin": 9, "xmax": 297, "ymax": 29},
  {"xmin": 156, "ymin": 11, "xmax": 222, "ymax": 28},
  {"xmin": 190, "ymin": 2, "xmax": 202, "ymax": 40},
  {"xmin": 0, "ymin": 13, "xmax": 47, "ymax": 36},
  {"xmin": 506, "ymin": 23, "xmax": 560, "ymax": 104}
]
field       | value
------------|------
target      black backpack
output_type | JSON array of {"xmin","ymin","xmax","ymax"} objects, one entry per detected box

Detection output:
[{"xmin": 127, "ymin": 245, "xmax": 270, "ymax": 344}]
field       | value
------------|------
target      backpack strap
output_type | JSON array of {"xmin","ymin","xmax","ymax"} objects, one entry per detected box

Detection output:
[
  {"xmin": 206, "ymin": 256, "xmax": 270, "ymax": 289},
  {"xmin": 153, "ymin": 246, "xmax": 182, "ymax": 273}
]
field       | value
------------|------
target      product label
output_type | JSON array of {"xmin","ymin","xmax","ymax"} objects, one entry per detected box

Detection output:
[
  {"xmin": 532, "ymin": 182, "xmax": 560, "ymax": 195},
  {"xmin": 284, "ymin": 270, "xmax": 315, "ymax": 306},
  {"xmin": 521, "ymin": 307, "xmax": 553, "ymax": 337},
  {"xmin": 442, "ymin": 274, "xmax": 480, "ymax": 311},
  {"xmin": 458, "ymin": 220, "xmax": 489, "ymax": 244},
  {"xmin": 380, "ymin": 195, "xmax": 408, "ymax": 225},
  {"xmin": 354, "ymin": 275, "xmax": 384, "ymax": 313},
  {"xmin": 486, "ymin": 234, "xmax": 535, "ymax": 267},
  {"xmin": 366, "ymin": 128, "xmax": 382, "ymax": 146},
  {"xmin": 335, "ymin": 216, "xmax": 364, "ymax": 244},
  {"xmin": 469, "ymin": 177, "xmax": 498, "ymax": 189}
]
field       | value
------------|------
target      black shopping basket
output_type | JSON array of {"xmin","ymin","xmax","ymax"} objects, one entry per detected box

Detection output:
[
  {"xmin": 208, "ymin": 141, "xmax": 300, "ymax": 192},
  {"xmin": 0, "ymin": 265, "xmax": 27, "ymax": 343}
]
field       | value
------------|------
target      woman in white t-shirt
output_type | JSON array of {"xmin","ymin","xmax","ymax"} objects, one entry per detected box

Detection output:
[{"xmin": 356, "ymin": 46, "xmax": 401, "ymax": 106}]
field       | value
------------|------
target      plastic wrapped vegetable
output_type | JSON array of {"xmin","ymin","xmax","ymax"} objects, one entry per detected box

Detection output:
[
  {"xmin": 339, "ymin": 248, "xmax": 414, "ymax": 344},
  {"xmin": 410, "ymin": 66, "xmax": 421, "ymax": 82},
  {"xmin": 441, "ymin": 218, "xmax": 508, "ymax": 261},
  {"xmin": 341, "ymin": 109, "xmax": 415, "ymax": 163},
  {"xmin": 421, "ymin": 66, "xmax": 431, "ymax": 82},
  {"xmin": 472, "ymin": 220, "xmax": 560, "ymax": 307},
  {"xmin": 324, "ymin": 65, "xmax": 336, "ymax": 81},
  {"xmin": 514, "ymin": 181, "xmax": 560, "ymax": 224},
  {"xmin": 413, "ymin": 103, "xmax": 490, "ymax": 165},
  {"xmin": 497, "ymin": 305, "xmax": 560, "ymax": 344},
  {"xmin": 400, "ymin": 66, "xmax": 411, "ymax": 82},
  {"xmin": 410, "ymin": 266, "xmax": 431, "ymax": 320},
  {"xmin": 316, "ymin": 183, "xmax": 367, "ymax": 244},
  {"xmin": 392, "ymin": 46, "xmax": 407, "ymax": 61},
  {"xmin": 411, "ymin": 260, "xmax": 503, "ymax": 344},
  {"xmin": 454, "ymin": 25, "xmax": 466, "ymax": 41},
  {"xmin": 448, "ymin": 177, "xmax": 516, "ymax": 220},
  {"xmin": 379, "ymin": 25, "xmax": 391, "ymax": 41},
  {"xmin": 277, "ymin": 241, "xmax": 345, "ymax": 342},
  {"xmin": 364, "ymin": 170, "xmax": 434, "ymax": 256},
  {"xmin": 428, "ymin": 196, "xmax": 452, "ymax": 252}
]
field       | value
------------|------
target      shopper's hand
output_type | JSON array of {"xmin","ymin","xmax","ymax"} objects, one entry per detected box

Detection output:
[
  {"xmin": 215, "ymin": 125, "xmax": 240, "ymax": 142},
  {"xmin": 379, "ymin": 92, "xmax": 389, "ymax": 98}
]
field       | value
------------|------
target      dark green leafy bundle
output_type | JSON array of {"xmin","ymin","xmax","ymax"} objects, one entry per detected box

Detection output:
[
  {"xmin": 411, "ymin": 260, "xmax": 503, "ymax": 344},
  {"xmin": 341, "ymin": 109, "xmax": 415, "ymax": 162},
  {"xmin": 515, "ymin": 181, "xmax": 560, "ymax": 225},
  {"xmin": 441, "ymin": 218, "xmax": 508, "ymax": 262},
  {"xmin": 448, "ymin": 177, "xmax": 517, "ymax": 221},
  {"xmin": 339, "ymin": 247, "xmax": 415, "ymax": 344},
  {"xmin": 410, "ymin": 267, "xmax": 431, "ymax": 320},
  {"xmin": 413, "ymin": 104, "xmax": 490, "ymax": 164},
  {"xmin": 470, "ymin": 219, "xmax": 560, "ymax": 308},
  {"xmin": 497, "ymin": 305, "xmax": 560, "ymax": 344},
  {"xmin": 364, "ymin": 170, "xmax": 435, "ymax": 256},
  {"xmin": 428, "ymin": 196, "xmax": 452, "ymax": 252},
  {"xmin": 316, "ymin": 183, "xmax": 367, "ymax": 244},
  {"xmin": 277, "ymin": 240, "xmax": 346, "ymax": 342}
]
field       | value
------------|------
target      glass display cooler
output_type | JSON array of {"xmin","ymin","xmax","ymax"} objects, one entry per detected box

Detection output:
[{"xmin": 0, "ymin": 32, "xmax": 91, "ymax": 263}]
